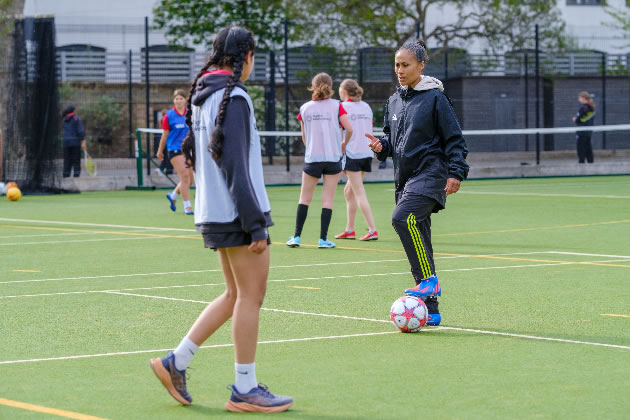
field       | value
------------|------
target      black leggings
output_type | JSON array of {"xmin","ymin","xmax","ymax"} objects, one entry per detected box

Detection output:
[
  {"xmin": 63, "ymin": 146, "xmax": 81, "ymax": 177},
  {"xmin": 576, "ymin": 134, "xmax": 594, "ymax": 163},
  {"xmin": 391, "ymin": 192, "xmax": 438, "ymax": 285}
]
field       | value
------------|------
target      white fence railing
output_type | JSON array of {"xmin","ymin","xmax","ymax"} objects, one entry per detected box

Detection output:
[{"xmin": 20, "ymin": 50, "xmax": 630, "ymax": 83}]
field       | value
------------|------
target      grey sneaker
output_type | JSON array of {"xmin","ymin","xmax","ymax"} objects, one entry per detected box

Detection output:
[{"xmin": 225, "ymin": 384, "xmax": 293, "ymax": 413}]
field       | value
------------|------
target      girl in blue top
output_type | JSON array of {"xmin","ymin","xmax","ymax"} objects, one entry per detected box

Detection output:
[{"xmin": 157, "ymin": 89, "xmax": 195, "ymax": 214}]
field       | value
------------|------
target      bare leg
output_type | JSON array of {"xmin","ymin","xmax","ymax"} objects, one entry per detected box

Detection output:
[
  {"xmin": 298, "ymin": 172, "xmax": 319, "ymax": 206},
  {"xmin": 226, "ymin": 245, "xmax": 269, "ymax": 363},
  {"xmin": 342, "ymin": 180, "xmax": 358, "ymax": 232},
  {"xmin": 186, "ymin": 249, "xmax": 237, "ymax": 345},
  {"xmin": 346, "ymin": 171, "xmax": 376, "ymax": 231},
  {"xmin": 171, "ymin": 155, "xmax": 193, "ymax": 203},
  {"xmin": 321, "ymin": 172, "xmax": 341, "ymax": 209}
]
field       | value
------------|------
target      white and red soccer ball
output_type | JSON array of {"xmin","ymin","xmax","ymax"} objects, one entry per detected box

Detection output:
[{"xmin": 390, "ymin": 295, "xmax": 428, "ymax": 333}]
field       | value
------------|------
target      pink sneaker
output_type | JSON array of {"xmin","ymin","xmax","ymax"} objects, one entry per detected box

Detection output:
[
  {"xmin": 335, "ymin": 231, "xmax": 356, "ymax": 239},
  {"xmin": 359, "ymin": 230, "xmax": 378, "ymax": 241}
]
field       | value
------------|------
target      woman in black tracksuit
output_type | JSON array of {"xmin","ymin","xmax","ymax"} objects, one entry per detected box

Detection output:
[
  {"xmin": 572, "ymin": 91, "xmax": 595, "ymax": 164},
  {"xmin": 366, "ymin": 40, "xmax": 469, "ymax": 326}
]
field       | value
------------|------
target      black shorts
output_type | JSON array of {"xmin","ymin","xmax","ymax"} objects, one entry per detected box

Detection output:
[
  {"xmin": 202, "ymin": 231, "xmax": 271, "ymax": 250},
  {"xmin": 343, "ymin": 156, "xmax": 372, "ymax": 172},
  {"xmin": 168, "ymin": 149, "xmax": 183, "ymax": 160},
  {"xmin": 303, "ymin": 160, "xmax": 342, "ymax": 178}
]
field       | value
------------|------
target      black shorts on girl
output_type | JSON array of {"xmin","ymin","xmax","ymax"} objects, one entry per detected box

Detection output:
[
  {"xmin": 343, "ymin": 156, "xmax": 372, "ymax": 172},
  {"xmin": 168, "ymin": 149, "xmax": 183, "ymax": 160},
  {"xmin": 202, "ymin": 231, "xmax": 271, "ymax": 250},
  {"xmin": 303, "ymin": 160, "xmax": 342, "ymax": 178}
]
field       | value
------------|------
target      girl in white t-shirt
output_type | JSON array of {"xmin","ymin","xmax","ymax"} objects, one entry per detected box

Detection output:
[
  {"xmin": 334, "ymin": 79, "xmax": 378, "ymax": 241},
  {"xmin": 286, "ymin": 73, "xmax": 353, "ymax": 248}
]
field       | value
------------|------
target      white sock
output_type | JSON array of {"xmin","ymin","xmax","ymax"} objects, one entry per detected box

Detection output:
[
  {"xmin": 183, "ymin": 200, "xmax": 191, "ymax": 209},
  {"xmin": 235, "ymin": 362, "xmax": 257, "ymax": 394},
  {"xmin": 173, "ymin": 337, "xmax": 199, "ymax": 371},
  {"xmin": 170, "ymin": 190, "xmax": 178, "ymax": 201}
]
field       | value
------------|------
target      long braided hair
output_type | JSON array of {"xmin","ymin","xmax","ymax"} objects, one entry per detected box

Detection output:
[{"xmin": 182, "ymin": 26, "xmax": 256, "ymax": 168}]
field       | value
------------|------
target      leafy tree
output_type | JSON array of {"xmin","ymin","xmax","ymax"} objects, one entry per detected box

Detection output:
[
  {"xmin": 604, "ymin": 3, "xmax": 630, "ymax": 47},
  {"xmin": 153, "ymin": 0, "xmax": 297, "ymax": 49},
  {"xmin": 295, "ymin": 0, "xmax": 568, "ymax": 53}
]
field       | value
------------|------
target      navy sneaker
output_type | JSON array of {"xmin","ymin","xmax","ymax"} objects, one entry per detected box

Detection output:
[
  {"xmin": 166, "ymin": 194, "xmax": 176, "ymax": 212},
  {"xmin": 150, "ymin": 352, "xmax": 192, "ymax": 405},
  {"xmin": 405, "ymin": 275, "xmax": 441, "ymax": 298},
  {"xmin": 225, "ymin": 384, "xmax": 293, "ymax": 413}
]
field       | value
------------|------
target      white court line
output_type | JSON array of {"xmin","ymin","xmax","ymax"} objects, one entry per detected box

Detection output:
[
  {"xmin": 0, "ymin": 331, "xmax": 400, "ymax": 365},
  {"xmin": 3, "ymin": 258, "xmax": 630, "ymax": 300},
  {"xmin": 543, "ymin": 251, "xmax": 630, "ymax": 259},
  {"xmin": 0, "ymin": 259, "xmax": 409, "ymax": 285},
  {"xmin": 0, "ymin": 236, "xmax": 180, "ymax": 246},
  {"xmin": 0, "ymin": 229, "xmax": 175, "ymax": 240},
  {"xmin": 4, "ymin": 250, "xmax": 619, "ymax": 286},
  {"xmin": 457, "ymin": 191, "xmax": 630, "ymax": 199},
  {"xmin": 0, "ymin": 218, "xmax": 195, "ymax": 232}
]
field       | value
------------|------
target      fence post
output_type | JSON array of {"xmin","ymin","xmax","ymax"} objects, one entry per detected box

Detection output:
[
  {"xmin": 284, "ymin": 18, "xmax": 290, "ymax": 172},
  {"xmin": 128, "ymin": 49, "xmax": 133, "ymax": 158},
  {"xmin": 144, "ymin": 16, "xmax": 151, "ymax": 176},
  {"xmin": 265, "ymin": 51, "xmax": 276, "ymax": 164},
  {"xmin": 524, "ymin": 52, "xmax": 529, "ymax": 152},
  {"xmin": 602, "ymin": 52, "xmax": 607, "ymax": 149},
  {"xmin": 535, "ymin": 24, "xmax": 540, "ymax": 165}
]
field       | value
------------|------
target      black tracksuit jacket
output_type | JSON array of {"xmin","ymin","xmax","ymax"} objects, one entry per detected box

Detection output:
[{"xmin": 375, "ymin": 84, "xmax": 469, "ymax": 211}]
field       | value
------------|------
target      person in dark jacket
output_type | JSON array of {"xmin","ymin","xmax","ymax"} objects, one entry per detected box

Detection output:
[
  {"xmin": 572, "ymin": 91, "xmax": 595, "ymax": 163},
  {"xmin": 366, "ymin": 39, "xmax": 469, "ymax": 327},
  {"xmin": 62, "ymin": 105, "xmax": 86, "ymax": 177}
]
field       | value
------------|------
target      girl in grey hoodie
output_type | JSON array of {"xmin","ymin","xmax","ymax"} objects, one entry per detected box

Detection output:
[{"xmin": 149, "ymin": 26, "xmax": 292, "ymax": 413}]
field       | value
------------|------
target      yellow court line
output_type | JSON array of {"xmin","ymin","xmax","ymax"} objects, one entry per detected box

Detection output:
[
  {"xmin": 0, "ymin": 398, "xmax": 109, "ymax": 420},
  {"xmin": 601, "ymin": 314, "xmax": 630, "ymax": 318},
  {"xmin": 12, "ymin": 269, "xmax": 40, "ymax": 273},
  {"xmin": 290, "ymin": 286, "xmax": 320, "ymax": 290},
  {"xmin": 0, "ymin": 224, "xmax": 199, "ymax": 240}
]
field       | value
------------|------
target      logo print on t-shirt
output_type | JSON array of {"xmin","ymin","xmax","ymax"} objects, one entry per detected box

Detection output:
[{"xmin": 392, "ymin": 114, "xmax": 397, "ymax": 121}]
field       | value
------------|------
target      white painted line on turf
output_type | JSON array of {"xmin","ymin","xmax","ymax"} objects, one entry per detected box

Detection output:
[
  {"xmin": 0, "ymin": 236, "xmax": 175, "ymax": 246},
  {"xmin": 436, "ymin": 326, "xmax": 630, "ymax": 350},
  {"xmin": 0, "ymin": 258, "xmax": 409, "ymax": 285},
  {"xmin": 3, "ymin": 258, "xmax": 630, "ymax": 300},
  {"xmin": 0, "ymin": 331, "xmax": 399, "ymax": 365},
  {"xmin": 544, "ymin": 251, "xmax": 630, "ymax": 259},
  {"xmin": 457, "ymin": 191, "xmax": 630, "ymax": 199},
  {"xmin": 0, "ymin": 217, "xmax": 196, "ymax": 232}
]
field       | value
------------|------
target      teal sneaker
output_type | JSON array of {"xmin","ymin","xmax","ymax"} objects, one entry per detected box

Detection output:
[
  {"xmin": 286, "ymin": 236, "xmax": 300, "ymax": 247},
  {"xmin": 318, "ymin": 238, "xmax": 336, "ymax": 248}
]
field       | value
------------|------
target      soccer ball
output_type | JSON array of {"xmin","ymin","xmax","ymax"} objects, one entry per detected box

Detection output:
[
  {"xmin": 6, "ymin": 187, "xmax": 21, "ymax": 201},
  {"xmin": 6, "ymin": 181, "xmax": 18, "ymax": 190},
  {"xmin": 390, "ymin": 295, "xmax": 428, "ymax": 333}
]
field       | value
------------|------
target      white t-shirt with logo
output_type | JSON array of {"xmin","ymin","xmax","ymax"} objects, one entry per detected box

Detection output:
[
  {"xmin": 298, "ymin": 99, "xmax": 345, "ymax": 163},
  {"xmin": 342, "ymin": 100, "xmax": 374, "ymax": 159}
]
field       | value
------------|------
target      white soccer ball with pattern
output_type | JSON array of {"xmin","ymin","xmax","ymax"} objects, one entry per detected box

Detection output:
[{"xmin": 390, "ymin": 295, "xmax": 428, "ymax": 333}]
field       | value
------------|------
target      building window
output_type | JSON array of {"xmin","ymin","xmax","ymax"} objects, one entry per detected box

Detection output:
[{"xmin": 566, "ymin": 0, "xmax": 603, "ymax": 5}]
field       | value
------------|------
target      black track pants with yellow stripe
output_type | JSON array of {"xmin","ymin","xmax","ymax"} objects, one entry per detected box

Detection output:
[{"xmin": 391, "ymin": 193, "xmax": 438, "ymax": 285}]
